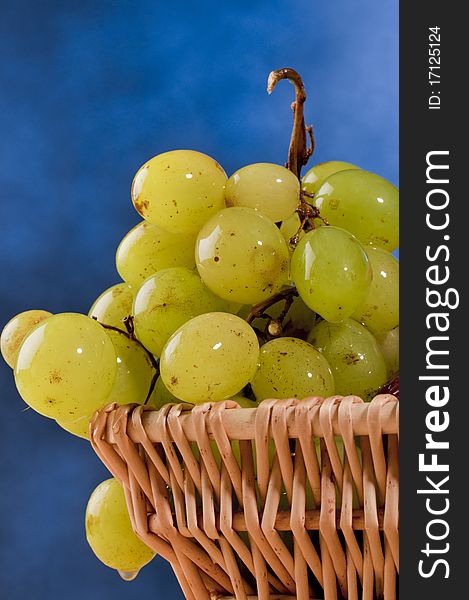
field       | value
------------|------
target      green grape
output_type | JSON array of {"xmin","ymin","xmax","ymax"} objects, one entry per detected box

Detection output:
[
  {"xmin": 308, "ymin": 319, "xmax": 387, "ymax": 401},
  {"xmin": 105, "ymin": 330, "xmax": 155, "ymax": 405},
  {"xmin": 352, "ymin": 247, "xmax": 399, "ymax": 335},
  {"xmin": 1, "ymin": 310, "xmax": 52, "ymax": 369},
  {"xmin": 302, "ymin": 161, "xmax": 359, "ymax": 197},
  {"xmin": 283, "ymin": 294, "xmax": 317, "ymax": 337},
  {"xmin": 251, "ymin": 337, "xmax": 335, "ymax": 402},
  {"xmin": 224, "ymin": 163, "xmax": 300, "ymax": 222},
  {"xmin": 290, "ymin": 226, "xmax": 372, "ymax": 323},
  {"xmin": 133, "ymin": 267, "xmax": 227, "ymax": 357},
  {"xmin": 280, "ymin": 212, "xmax": 303, "ymax": 250},
  {"xmin": 160, "ymin": 312, "xmax": 259, "ymax": 403},
  {"xmin": 131, "ymin": 150, "xmax": 227, "ymax": 234},
  {"xmin": 89, "ymin": 283, "xmax": 134, "ymax": 330},
  {"xmin": 85, "ymin": 478, "xmax": 155, "ymax": 572},
  {"xmin": 57, "ymin": 332, "xmax": 155, "ymax": 440},
  {"xmin": 57, "ymin": 414, "xmax": 91, "ymax": 440},
  {"xmin": 376, "ymin": 327, "xmax": 399, "ymax": 378},
  {"xmin": 151, "ymin": 377, "xmax": 179, "ymax": 409},
  {"xmin": 14, "ymin": 313, "xmax": 117, "ymax": 421},
  {"xmin": 314, "ymin": 170, "xmax": 399, "ymax": 251},
  {"xmin": 116, "ymin": 221, "xmax": 196, "ymax": 288},
  {"xmin": 195, "ymin": 207, "xmax": 290, "ymax": 304}
]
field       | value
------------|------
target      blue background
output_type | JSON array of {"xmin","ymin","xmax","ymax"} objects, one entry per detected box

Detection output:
[{"xmin": 0, "ymin": 1, "xmax": 398, "ymax": 598}]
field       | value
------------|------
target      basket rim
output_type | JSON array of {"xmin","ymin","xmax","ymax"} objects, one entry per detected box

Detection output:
[{"xmin": 98, "ymin": 393, "xmax": 399, "ymax": 445}]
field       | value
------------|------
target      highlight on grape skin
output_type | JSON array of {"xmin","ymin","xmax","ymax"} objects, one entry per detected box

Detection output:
[
  {"xmin": 160, "ymin": 312, "xmax": 260, "ymax": 403},
  {"xmin": 195, "ymin": 206, "xmax": 290, "ymax": 305},
  {"xmin": 132, "ymin": 266, "xmax": 228, "ymax": 357},
  {"xmin": 14, "ymin": 313, "xmax": 118, "ymax": 421},
  {"xmin": 291, "ymin": 225, "xmax": 372, "ymax": 323}
]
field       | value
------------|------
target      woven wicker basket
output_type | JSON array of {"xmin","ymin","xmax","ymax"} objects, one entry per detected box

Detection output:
[{"xmin": 90, "ymin": 394, "xmax": 399, "ymax": 600}]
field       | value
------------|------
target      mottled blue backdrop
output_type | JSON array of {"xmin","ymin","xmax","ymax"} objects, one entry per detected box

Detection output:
[{"xmin": 0, "ymin": 1, "xmax": 398, "ymax": 598}]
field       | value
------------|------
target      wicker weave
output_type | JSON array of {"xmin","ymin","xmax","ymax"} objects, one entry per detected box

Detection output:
[{"xmin": 90, "ymin": 394, "xmax": 399, "ymax": 600}]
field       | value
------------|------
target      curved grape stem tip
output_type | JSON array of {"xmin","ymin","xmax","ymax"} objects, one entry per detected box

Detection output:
[{"xmin": 267, "ymin": 68, "xmax": 314, "ymax": 179}]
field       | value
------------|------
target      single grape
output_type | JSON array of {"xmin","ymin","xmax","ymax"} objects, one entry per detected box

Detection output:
[
  {"xmin": 250, "ymin": 337, "xmax": 334, "ymax": 402},
  {"xmin": 314, "ymin": 170, "xmax": 399, "ymax": 250},
  {"xmin": 85, "ymin": 478, "xmax": 155, "ymax": 572},
  {"xmin": 195, "ymin": 207, "xmax": 290, "ymax": 304},
  {"xmin": 1, "ymin": 310, "xmax": 52, "ymax": 369},
  {"xmin": 131, "ymin": 150, "xmax": 226, "ymax": 234},
  {"xmin": 302, "ymin": 161, "xmax": 359, "ymax": 197},
  {"xmin": 160, "ymin": 312, "xmax": 259, "ymax": 403},
  {"xmin": 14, "ymin": 313, "xmax": 117, "ymax": 421},
  {"xmin": 376, "ymin": 327, "xmax": 399, "ymax": 378},
  {"xmin": 308, "ymin": 319, "xmax": 387, "ymax": 401},
  {"xmin": 280, "ymin": 212, "xmax": 303, "ymax": 250},
  {"xmin": 352, "ymin": 247, "xmax": 399, "ymax": 334},
  {"xmin": 89, "ymin": 283, "xmax": 134, "ymax": 330},
  {"xmin": 116, "ymin": 221, "xmax": 196, "ymax": 288},
  {"xmin": 104, "ymin": 330, "xmax": 155, "ymax": 405},
  {"xmin": 133, "ymin": 267, "xmax": 227, "ymax": 357},
  {"xmin": 224, "ymin": 163, "xmax": 300, "ymax": 222},
  {"xmin": 290, "ymin": 226, "xmax": 372, "ymax": 323}
]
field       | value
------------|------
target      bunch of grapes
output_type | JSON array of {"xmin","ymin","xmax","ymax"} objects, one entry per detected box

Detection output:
[{"xmin": 0, "ymin": 69, "xmax": 399, "ymax": 579}]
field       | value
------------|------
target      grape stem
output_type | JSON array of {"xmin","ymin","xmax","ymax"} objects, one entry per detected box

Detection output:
[
  {"xmin": 246, "ymin": 287, "xmax": 299, "ymax": 337},
  {"xmin": 267, "ymin": 68, "xmax": 314, "ymax": 180},
  {"xmin": 245, "ymin": 69, "xmax": 313, "ymax": 335},
  {"xmin": 93, "ymin": 316, "xmax": 159, "ymax": 405},
  {"xmin": 268, "ymin": 68, "xmax": 326, "ymax": 249}
]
